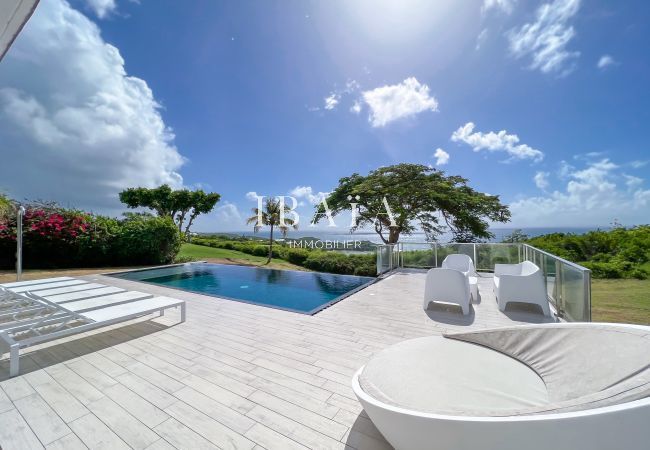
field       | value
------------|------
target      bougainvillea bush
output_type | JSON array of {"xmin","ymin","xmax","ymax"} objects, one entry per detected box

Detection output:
[{"xmin": 0, "ymin": 201, "xmax": 181, "ymax": 269}]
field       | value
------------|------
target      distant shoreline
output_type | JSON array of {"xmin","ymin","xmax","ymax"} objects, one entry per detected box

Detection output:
[{"xmin": 198, "ymin": 226, "xmax": 611, "ymax": 244}]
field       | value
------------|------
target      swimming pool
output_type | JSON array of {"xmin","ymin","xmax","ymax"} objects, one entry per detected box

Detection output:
[{"xmin": 110, "ymin": 263, "xmax": 375, "ymax": 314}]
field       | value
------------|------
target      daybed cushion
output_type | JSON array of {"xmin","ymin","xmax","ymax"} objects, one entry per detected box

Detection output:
[
  {"xmin": 358, "ymin": 335, "xmax": 549, "ymax": 416},
  {"xmin": 359, "ymin": 324, "xmax": 650, "ymax": 417},
  {"xmin": 446, "ymin": 324, "xmax": 650, "ymax": 414}
]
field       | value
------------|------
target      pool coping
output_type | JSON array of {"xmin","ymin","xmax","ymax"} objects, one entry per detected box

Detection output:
[{"xmin": 105, "ymin": 262, "xmax": 379, "ymax": 315}]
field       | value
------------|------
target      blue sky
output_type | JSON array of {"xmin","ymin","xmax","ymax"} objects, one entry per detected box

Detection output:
[{"xmin": 0, "ymin": 0, "xmax": 649, "ymax": 232}]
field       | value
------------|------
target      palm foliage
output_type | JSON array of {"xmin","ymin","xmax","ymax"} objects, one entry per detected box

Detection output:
[{"xmin": 246, "ymin": 197, "xmax": 298, "ymax": 263}]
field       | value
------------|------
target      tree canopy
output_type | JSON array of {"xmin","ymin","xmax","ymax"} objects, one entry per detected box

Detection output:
[
  {"xmin": 0, "ymin": 194, "xmax": 13, "ymax": 221},
  {"xmin": 119, "ymin": 185, "xmax": 220, "ymax": 237},
  {"xmin": 313, "ymin": 163, "xmax": 510, "ymax": 244}
]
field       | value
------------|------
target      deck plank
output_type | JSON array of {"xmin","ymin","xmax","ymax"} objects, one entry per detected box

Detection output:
[{"xmin": 1, "ymin": 271, "xmax": 554, "ymax": 450}]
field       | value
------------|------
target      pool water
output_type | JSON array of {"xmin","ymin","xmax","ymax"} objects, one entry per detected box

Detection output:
[{"xmin": 110, "ymin": 263, "xmax": 375, "ymax": 314}]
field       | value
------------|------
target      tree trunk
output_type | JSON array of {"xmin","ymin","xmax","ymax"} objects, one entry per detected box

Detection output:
[
  {"xmin": 388, "ymin": 228, "xmax": 401, "ymax": 244},
  {"xmin": 184, "ymin": 213, "xmax": 198, "ymax": 242},
  {"xmin": 177, "ymin": 212, "xmax": 185, "ymax": 233},
  {"xmin": 267, "ymin": 224, "xmax": 274, "ymax": 263}
]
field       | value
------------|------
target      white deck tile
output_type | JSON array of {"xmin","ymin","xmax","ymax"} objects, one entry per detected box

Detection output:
[{"xmin": 1, "ymin": 270, "xmax": 554, "ymax": 449}]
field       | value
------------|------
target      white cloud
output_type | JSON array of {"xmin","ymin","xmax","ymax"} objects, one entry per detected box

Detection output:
[
  {"xmin": 510, "ymin": 158, "xmax": 650, "ymax": 226},
  {"xmin": 0, "ymin": 0, "xmax": 184, "ymax": 213},
  {"xmin": 597, "ymin": 54, "xmax": 617, "ymax": 70},
  {"xmin": 476, "ymin": 28, "xmax": 489, "ymax": 50},
  {"xmin": 630, "ymin": 160, "xmax": 649, "ymax": 169},
  {"xmin": 361, "ymin": 77, "xmax": 438, "ymax": 127},
  {"xmin": 558, "ymin": 160, "xmax": 574, "ymax": 179},
  {"xmin": 451, "ymin": 122, "xmax": 544, "ymax": 162},
  {"xmin": 345, "ymin": 79, "xmax": 360, "ymax": 92},
  {"xmin": 534, "ymin": 171, "xmax": 550, "ymax": 189},
  {"xmin": 84, "ymin": 0, "xmax": 117, "ymax": 19},
  {"xmin": 508, "ymin": 0, "xmax": 581, "ymax": 76},
  {"xmin": 289, "ymin": 186, "xmax": 328, "ymax": 205},
  {"xmin": 482, "ymin": 0, "xmax": 517, "ymax": 15},
  {"xmin": 623, "ymin": 174, "xmax": 643, "ymax": 190},
  {"xmin": 433, "ymin": 148, "xmax": 450, "ymax": 166},
  {"xmin": 319, "ymin": 80, "xmax": 360, "ymax": 113},
  {"xmin": 191, "ymin": 200, "xmax": 243, "ymax": 232},
  {"xmin": 350, "ymin": 100, "xmax": 362, "ymax": 114},
  {"xmin": 245, "ymin": 191, "xmax": 260, "ymax": 201},
  {"xmin": 324, "ymin": 93, "xmax": 340, "ymax": 110},
  {"xmin": 214, "ymin": 201, "xmax": 243, "ymax": 228}
]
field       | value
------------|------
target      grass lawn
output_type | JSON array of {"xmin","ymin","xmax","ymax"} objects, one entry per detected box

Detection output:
[
  {"xmin": 0, "ymin": 243, "xmax": 307, "ymax": 283},
  {"xmin": 0, "ymin": 266, "xmax": 155, "ymax": 284},
  {"xmin": 591, "ymin": 278, "xmax": 650, "ymax": 325},
  {"xmin": 178, "ymin": 243, "xmax": 308, "ymax": 271}
]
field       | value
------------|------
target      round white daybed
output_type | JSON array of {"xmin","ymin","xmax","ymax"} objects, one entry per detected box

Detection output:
[{"xmin": 352, "ymin": 323, "xmax": 650, "ymax": 450}]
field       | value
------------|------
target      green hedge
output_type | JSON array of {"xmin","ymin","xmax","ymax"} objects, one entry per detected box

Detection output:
[
  {"xmin": 0, "ymin": 209, "xmax": 181, "ymax": 269},
  {"xmin": 192, "ymin": 237, "xmax": 376, "ymax": 276},
  {"xmin": 527, "ymin": 226, "xmax": 650, "ymax": 279},
  {"xmin": 303, "ymin": 252, "xmax": 376, "ymax": 276},
  {"xmin": 112, "ymin": 215, "xmax": 182, "ymax": 265}
]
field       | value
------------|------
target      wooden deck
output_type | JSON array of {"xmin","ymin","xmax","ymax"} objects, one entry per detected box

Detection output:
[{"xmin": 0, "ymin": 270, "xmax": 554, "ymax": 449}]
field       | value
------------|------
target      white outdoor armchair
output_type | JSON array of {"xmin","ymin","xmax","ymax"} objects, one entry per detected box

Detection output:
[
  {"xmin": 423, "ymin": 268, "xmax": 471, "ymax": 315},
  {"xmin": 493, "ymin": 261, "xmax": 551, "ymax": 316},
  {"xmin": 441, "ymin": 254, "xmax": 475, "ymax": 276},
  {"xmin": 441, "ymin": 254, "xmax": 478, "ymax": 301}
]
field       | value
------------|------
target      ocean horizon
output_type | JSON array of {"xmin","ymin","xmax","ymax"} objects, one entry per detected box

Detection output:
[{"xmin": 200, "ymin": 226, "xmax": 608, "ymax": 244}]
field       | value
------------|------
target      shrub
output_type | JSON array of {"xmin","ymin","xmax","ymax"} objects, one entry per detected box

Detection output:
[
  {"xmin": 527, "ymin": 225, "xmax": 650, "ymax": 279},
  {"xmin": 190, "ymin": 237, "xmax": 377, "ymax": 276},
  {"xmin": 252, "ymin": 245, "xmax": 269, "ymax": 257},
  {"xmin": 0, "ymin": 204, "xmax": 181, "ymax": 268},
  {"xmin": 303, "ymin": 251, "xmax": 375, "ymax": 276},
  {"xmin": 283, "ymin": 248, "xmax": 310, "ymax": 266},
  {"xmin": 113, "ymin": 215, "xmax": 181, "ymax": 265}
]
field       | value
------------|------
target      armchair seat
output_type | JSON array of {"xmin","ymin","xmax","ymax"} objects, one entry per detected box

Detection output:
[{"xmin": 493, "ymin": 261, "xmax": 551, "ymax": 316}]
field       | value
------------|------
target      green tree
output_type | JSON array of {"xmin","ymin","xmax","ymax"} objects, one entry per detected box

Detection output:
[
  {"xmin": 313, "ymin": 163, "xmax": 510, "ymax": 244},
  {"xmin": 119, "ymin": 185, "xmax": 220, "ymax": 238},
  {"xmin": 0, "ymin": 194, "xmax": 14, "ymax": 221},
  {"xmin": 119, "ymin": 185, "xmax": 175, "ymax": 216},
  {"xmin": 246, "ymin": 197, "xmax": 298, "ymax": 263},
  {"xmin": 502, "ymin": 229, "xmax": 530, "ymax": 243},
  {"xmin": 184, "ymin": 191, "xmax": 222, "ymax": 240}
]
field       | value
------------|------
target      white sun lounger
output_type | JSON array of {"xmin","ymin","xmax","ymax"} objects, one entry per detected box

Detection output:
[
  {"xmin": 1, "ymin": 277, "xmax": 186, "ymax": 377},
  {"xmin": 423, "ymin": 268, "xmax": 471, "ymax": 315}
]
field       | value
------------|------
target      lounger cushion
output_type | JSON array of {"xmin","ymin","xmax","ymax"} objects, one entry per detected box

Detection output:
[
  {"xmin": 359, "ymin": 335, "xmax": 549, "ymax": 416},
  {"xmin": 446, "ymin": 324, "xmax": 650, "ymax": 414}
]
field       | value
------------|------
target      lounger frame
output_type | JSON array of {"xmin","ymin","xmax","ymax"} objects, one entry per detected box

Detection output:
[{"xmin": 1, "ymin": 279, "xmax": 185, "ymax": 377}]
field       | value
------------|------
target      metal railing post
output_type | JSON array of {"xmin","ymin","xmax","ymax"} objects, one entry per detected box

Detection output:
[
  {"xmin": 16, "ymin": 205, "xmax": 25, "ymax": 281},
  {"xmin": 434, "ymin": 243, "xmax": 438, "ymax": 267},
  {"xmin": 473, "ymin": 243, "xmax": 477, "ymax": 268},
  {"xmin": 584, "ymin": 269, "xmax": 592, "ymax": 322}
]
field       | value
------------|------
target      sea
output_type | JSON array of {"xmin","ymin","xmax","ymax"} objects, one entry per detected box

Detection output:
[{"xmin": 207, "ymin": 227, "xmax": 604, "ymax": 244}]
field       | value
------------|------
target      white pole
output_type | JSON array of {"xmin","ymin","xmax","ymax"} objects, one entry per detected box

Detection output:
[{"xmin": 16, "ymin": 205, "xmax": 25, "ymax": 281}]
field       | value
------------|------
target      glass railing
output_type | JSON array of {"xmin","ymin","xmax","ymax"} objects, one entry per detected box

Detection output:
[
  {"xmin": 376, "ymin": 244, "xmax": 397, "ymax": 274},
  {"xmin": 377, "ymin": 242, "xmax": 591, "ymax": 322},
  {"xmin": 398, "ymin": 242, "xmax": 521, "ymax": 271},
  {"xmin": 522, "ymin": 244, "xmax": 591, "ymax": 322}
]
